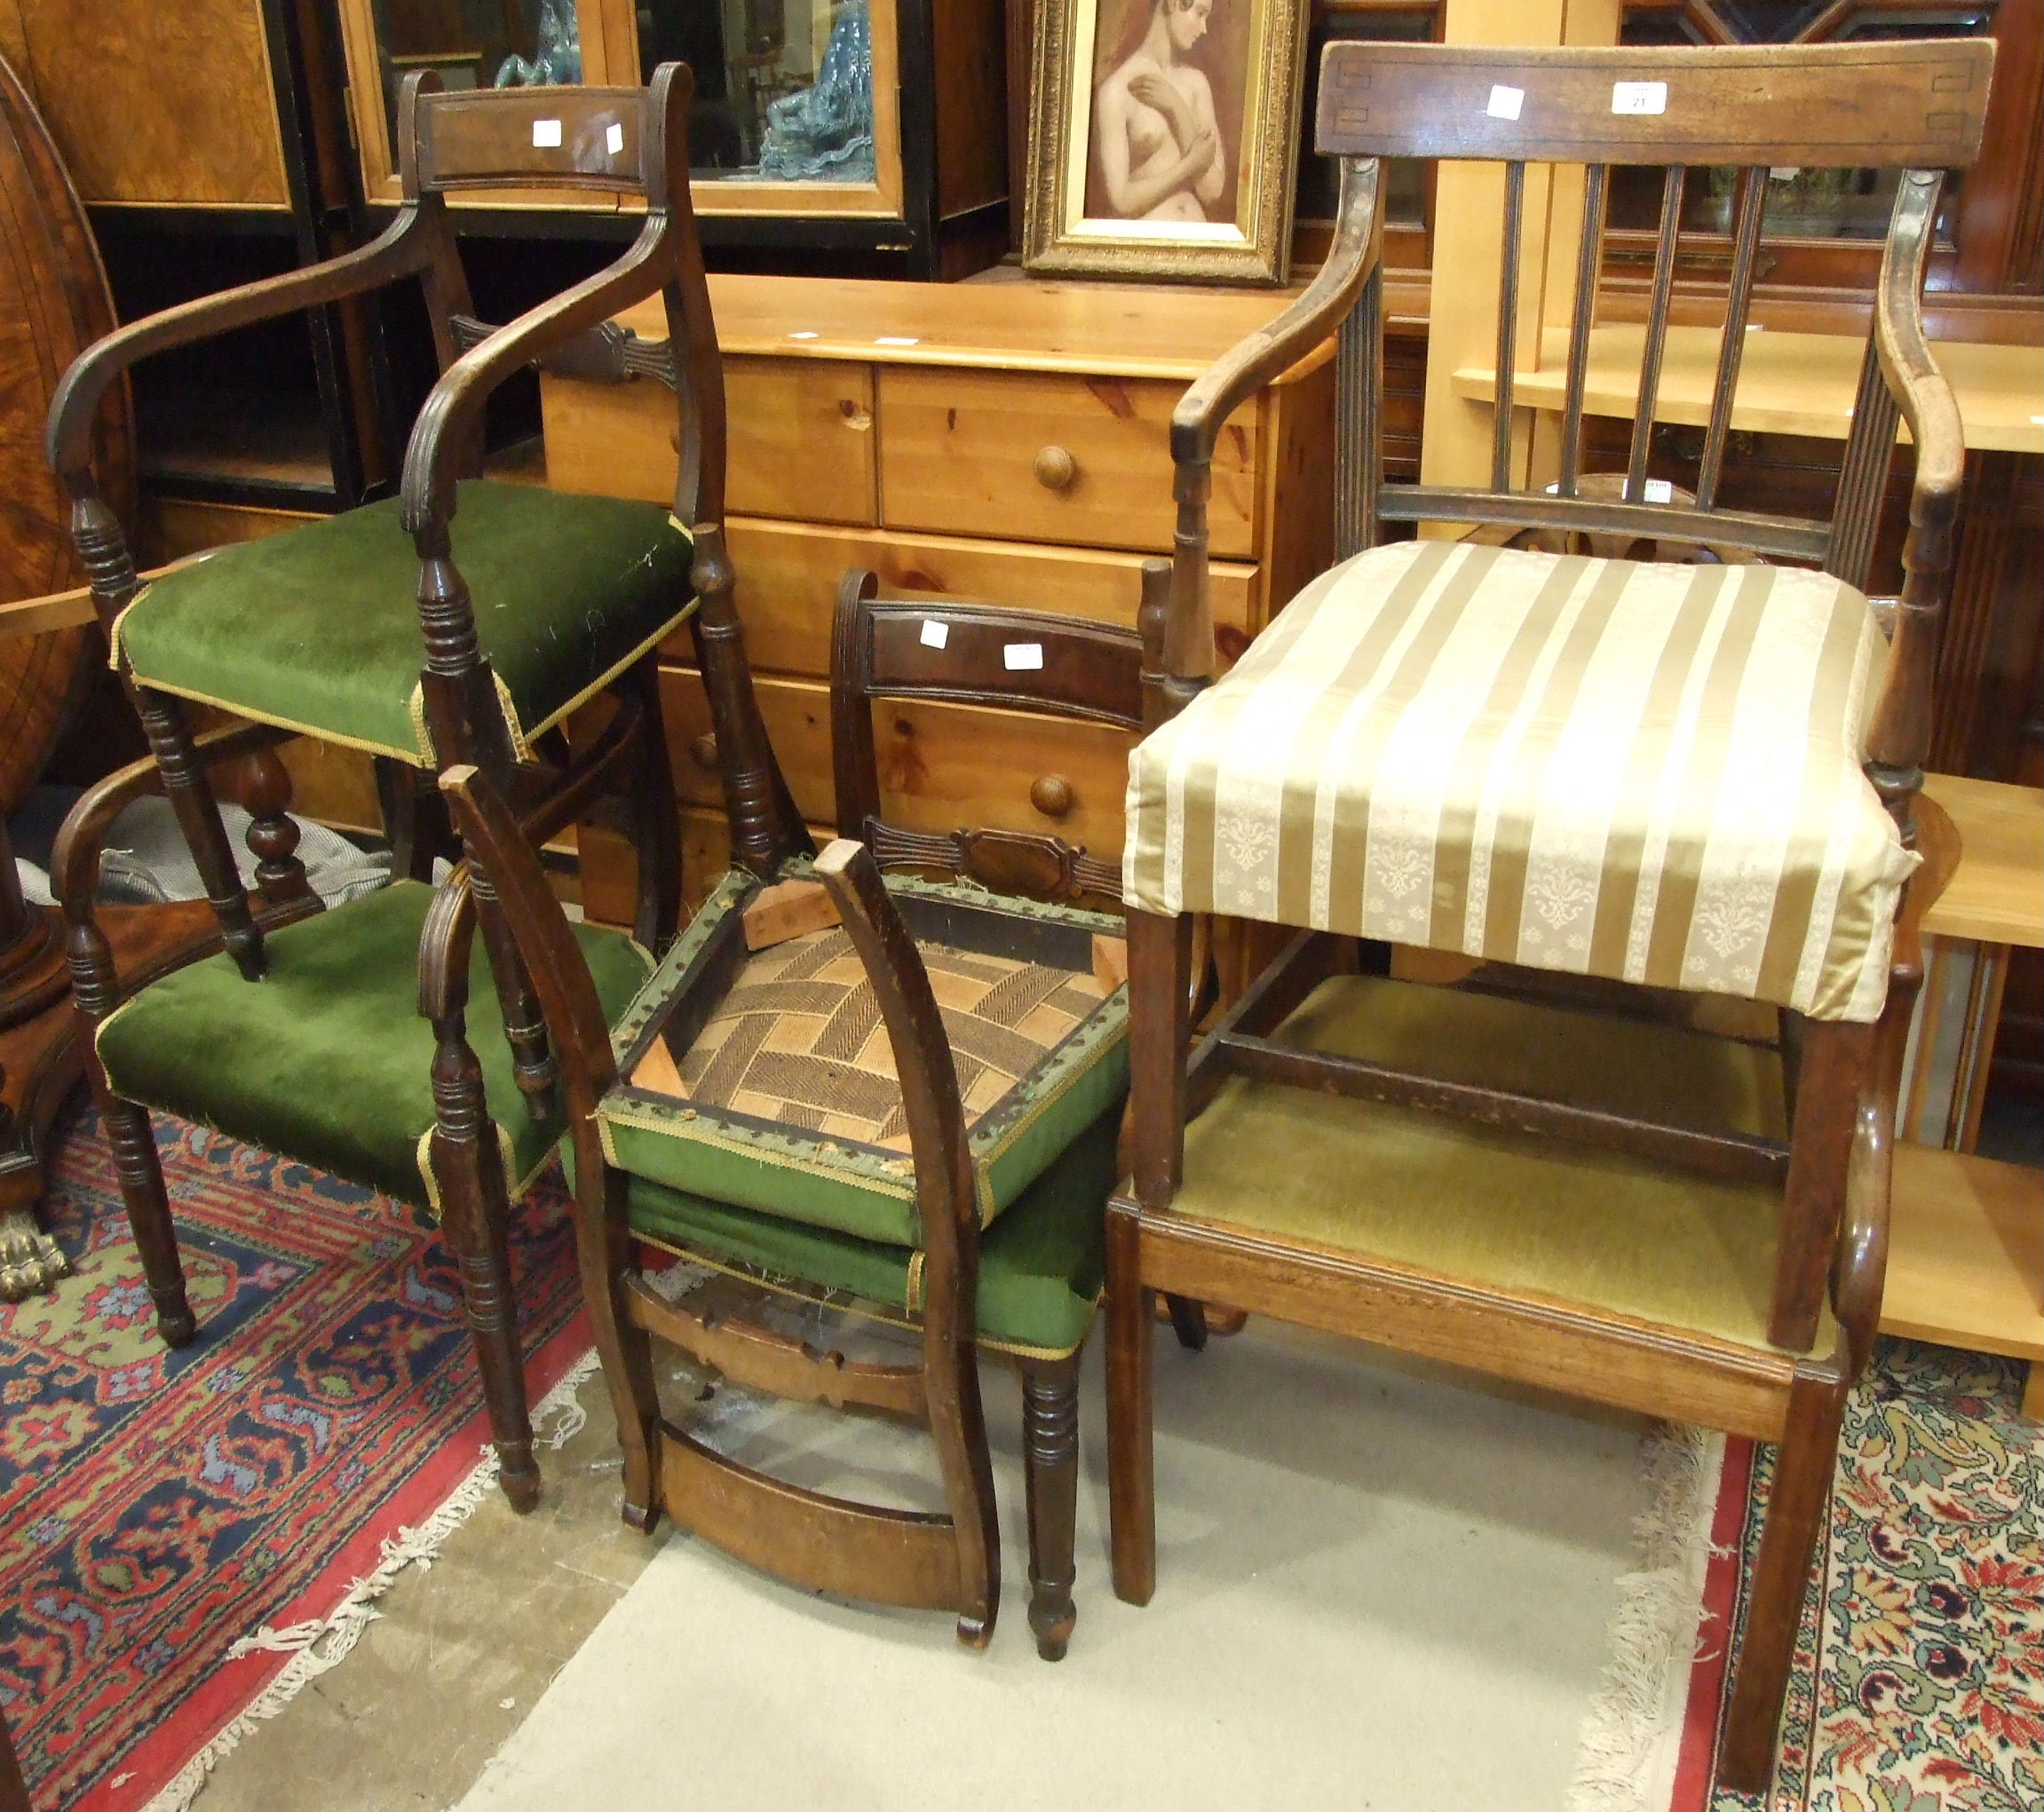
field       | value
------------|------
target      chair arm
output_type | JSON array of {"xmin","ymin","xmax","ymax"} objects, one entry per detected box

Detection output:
[
  {"xmin": 812, "ymin": 841, "xmax": 978, "ymax": 1302},
  {"xmin": 1828, "ymin": 787, "xmax": 1951, "ymax": 1371},
  {"xmin": 45, "ymin": 211, "xmax": 430, "ymax": 487},
  {"xmin": 436, "ymin": 764, "xmax": 619, "ymax": 1117},
  {"xmin": 400, "ymin": 218, "xmax": 678, "ymax": 534},
  {"xmin": 1159, "ymin": 159, "xmax": 1382, "ymax": 700},
  {"xmin": 49, "ymin": 721, "xmax": 295, "ymax": 924},
  {"xmin": 1863, "ymin": 169, "xmax": 1967, "ymax": 817}
]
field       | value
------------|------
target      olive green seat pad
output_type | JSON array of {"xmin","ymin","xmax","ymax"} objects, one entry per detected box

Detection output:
[
  {"xmin": 113, "ymin": 480, "xmax": 694, "ymax": 765},
  {"xmin": 1171, "ymin": 974, "xmax": 1829, "ymax": 1355},
  {"xmin": 96, "ymin": 880, "xmax": 653, "ymax": 1210},
  {"xmin": 624, "ymin": 1105, "xmax": 1117, "ymax": 1358},
  {"xmin": 598, "ymin": 872, "xmax": 1130, "ymax": 1249}
]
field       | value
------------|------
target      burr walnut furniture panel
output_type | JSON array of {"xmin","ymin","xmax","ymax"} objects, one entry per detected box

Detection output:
[{"xmin": 4, "ymin": 0, "xmax": 290, "ymax": 207}]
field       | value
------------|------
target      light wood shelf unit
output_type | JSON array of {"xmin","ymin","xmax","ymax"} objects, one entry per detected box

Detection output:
[{"xmin": 1452, "ymin": 323, "xmax": 2044, "ymax": 457}]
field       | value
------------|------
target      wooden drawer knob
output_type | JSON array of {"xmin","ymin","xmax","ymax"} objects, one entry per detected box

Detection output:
[
  {"xmin": 1033, "ymin": 445, "xmax": 1077, "ymax": 491},
  {"xmin": 689, "ymin": 732, "xmax": 719, "ymax": 771},
  {"xmin": 1030, "ymin": 773, "xmax": 1075, "ymax": 819}
]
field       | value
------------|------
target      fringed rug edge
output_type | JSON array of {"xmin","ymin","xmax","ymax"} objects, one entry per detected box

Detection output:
[
  {"xmin": 115, "ymin": 1318, "xmax": 599, "ymax": 1812},
  {"xmin": 1565, "ymin": 1421, "xmax": 1728, "ymax": 1812}
]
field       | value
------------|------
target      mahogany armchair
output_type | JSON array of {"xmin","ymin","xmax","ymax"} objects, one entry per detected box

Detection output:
[
  {"xmin": 42, "ymin": 65, "xmax": 773, "ymax": 1509},
  {"xmin": 1105, "ymin": 37, "xmax": 1987, "ymax": 1791}
]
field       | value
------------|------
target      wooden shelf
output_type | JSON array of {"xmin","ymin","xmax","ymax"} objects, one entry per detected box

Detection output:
[
  {"xmin": 1453, "ymin": 323, "xmax": 2044, "ymax": 455},
  {"xmin": 1921, "ymin": 773, "xmax": 2044, "ymax": 948},
  {"xmin": 1884, "ymin": 1143, "xmax": 2044, "ymax": 1369}
]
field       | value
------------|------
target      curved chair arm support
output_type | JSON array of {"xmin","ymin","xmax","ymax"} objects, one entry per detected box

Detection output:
[
  {"xmin": 1829, "ymin": 787, "xmax": 1951, "ymax": 1373},
  {"xmin": 1159, "ymin": 160, "xmax": 1382, "ymax": 699},
  {"xmin": 46, "ymin": 210, "xmax": 430, "ymax": 487},
  {"xmin": 418, "ymin": 866, "xmax": 479, "ymax": 1027},
  {"xmin": 1864, "ymin": 170, "xmax": 1965, "ymax": 829},
  {"xmin": 50, "ymin": 721, "xmax": 296, "ymax": 929},
  {"xmin": 399, "ymin": 214, "xmax": 677, "ymax": 534},
  {"xmin": 812, "ymin": 840, "xmax": 978, "ymax": 1287},
  {"xmin": 812, "ymin": 837, "xmax": 997, "ymax": 1617},
  {"xmin": 437, "ymin": 765, "xmax": 620, "ymax": 1119}
]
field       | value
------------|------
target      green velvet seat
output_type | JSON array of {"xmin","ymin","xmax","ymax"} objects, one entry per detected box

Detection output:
[
  {"xmin": 596, "ymin": 870, "xmax": 1131, "ymax": 1251},
  {"xmin": 97, "ymin": 880, "xmax": 654, "ymax": 1210},
  {"xmin": 112, "ymin": 481, "xmax": 695, "ymax": 766},
  {"xmin": 625, "ymin": 1104, "xmax": 1117, "ymax": 1358}
]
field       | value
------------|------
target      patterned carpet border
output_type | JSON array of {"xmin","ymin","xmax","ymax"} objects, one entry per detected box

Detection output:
[
  {"xmin": 1671, "ymin": 1340, "xmax": 2044, "ymax": 1812},
  {"xmin": 0, "ymin": 1109, "xmax": 590, "ymax": 1812}
]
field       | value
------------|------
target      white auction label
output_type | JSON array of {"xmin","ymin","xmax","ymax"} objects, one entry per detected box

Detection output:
[
  {"xmin": 532, "ymin": 118, "xmax": 563, "ymax": 147},
  {"xmin": 1611, "ymin": 81, "xmax": 1668, "ymax": 115},
  {"xmin": 1643, "ymin": 478, "xmax": 1674, "ymax": 503},
  {"xmin": 919, "ymin": 619, "xmax": 949, "ymax": 649},
  {"xmin": 1485, "ymin": 84, "xmax": 1524, "ymax": 121},
  {"xmin": 1003, "ymin": 643, "xmax": 1044, "ymax": 670},
  {"xmin": 606, "ymin": 122, "xmax": 625, "ymax": 154}
]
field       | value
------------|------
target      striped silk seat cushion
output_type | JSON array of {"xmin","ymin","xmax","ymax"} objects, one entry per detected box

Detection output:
[{"xmin": 1123, "ymin": 539, "xmax": 1917, "ymax": 1023}]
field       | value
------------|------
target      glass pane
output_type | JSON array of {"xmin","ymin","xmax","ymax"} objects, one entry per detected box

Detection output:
[
  {"xmin": 1295, "ymin": 5, "xmax": 1437, "ymax": 228},
  {"xmin": 638, "ymin": 0, "xmax": 877, "ymax": 182},
  {"xmin": 368, "ymin": 0, "xmax": 583, "ymax": 149},
  {"xmin": 1613, "ymin": 3, "xmax": 1989, "ymax": 242}
]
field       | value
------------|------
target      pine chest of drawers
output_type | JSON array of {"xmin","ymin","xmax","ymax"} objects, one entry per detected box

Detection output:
[{"xmin": 539, "ymin": 273, "xmax": 1348, "ymax": 916}]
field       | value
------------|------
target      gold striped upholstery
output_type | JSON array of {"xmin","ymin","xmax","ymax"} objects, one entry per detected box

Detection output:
[{"xmin": 1123, "ymin": 540, "xmax": 1915, "ymax": 1022}]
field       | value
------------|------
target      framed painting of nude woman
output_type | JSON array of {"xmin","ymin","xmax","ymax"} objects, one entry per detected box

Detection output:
[{"xmin": 1023, "ymin": 0, "xmax": 1309, "ymax": 282}]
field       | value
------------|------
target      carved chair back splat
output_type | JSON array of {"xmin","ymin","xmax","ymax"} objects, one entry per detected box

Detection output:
[{"xmin": 1109, "ymin": 37, "xmax": 1987, "ymax": 1794}]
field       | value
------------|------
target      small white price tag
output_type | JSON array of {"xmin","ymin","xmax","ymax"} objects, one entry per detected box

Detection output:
[
  {"xmin": 875, "ymin": 336, "xmax": 920, "ymax": 347},
  {"xmin": 1003, "ymin": 643, "xmax": 1044, "ymax": 671},
  {"xmin": 1485, "ymin": 84, "xmax": 1524, "ymax": 121},
  {"xmin": 1611, "ymin": 81, "xmax": 1668, "ymax": 115},
  {"xmin": 919, "ymin": 619, "xmax": 949, "ymax": 650},
  {"xmin": 1643, "ymin": 478, "xmax": 1675, "ymax": 503},
  {"xmin": 606, "ymin": 122, "xmax": 625, "ymax": 155},
  {"xmin": 532, "ymin": 118, "xmax": 563, "ymax": 147}
]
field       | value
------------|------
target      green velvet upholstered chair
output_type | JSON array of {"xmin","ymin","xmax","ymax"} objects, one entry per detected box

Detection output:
[
  {"xmin": 1103, "ymin": 36, "xmax": 1987, "ymax": 1795},
  {"xmin": 41, "ymin": 65, "xmax": 783, "ymax": 1511},
  {"xmin": 426, "ymin": 574, "xmax": 1170, "ymax": 1656}
]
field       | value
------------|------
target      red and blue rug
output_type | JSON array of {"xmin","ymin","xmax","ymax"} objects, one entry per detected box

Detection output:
[{"xmin": 0, "ymin": 1105, "xmax": 588, "ymax": 1812}]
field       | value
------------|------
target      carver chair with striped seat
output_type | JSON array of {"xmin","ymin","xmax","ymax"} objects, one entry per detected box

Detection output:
[
  {"xmin": 43, "ymin": 64, "xmax": 780, "ymax": 1510},
  {"xmin": 1104, "ymin": 36, "xmax": 1986, "ymax": 1791}
]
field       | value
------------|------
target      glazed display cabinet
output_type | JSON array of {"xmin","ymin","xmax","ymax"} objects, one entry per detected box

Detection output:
[{"xmin": 334, "ymin": 0, "xmax": 1009, "ymax": 270}]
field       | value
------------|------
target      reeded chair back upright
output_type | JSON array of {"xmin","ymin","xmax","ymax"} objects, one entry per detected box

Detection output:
[
  {"xmin": 1108, "ymin": 37, "xmax": 1986, "ymax": 1792},
  {"xmin": 42, "ymin": 65, "xmax": 770, "ymax": 1510}
]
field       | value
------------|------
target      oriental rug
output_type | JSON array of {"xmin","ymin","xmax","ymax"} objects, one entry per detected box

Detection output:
[
  {"xmin": 1577, "ymin": 1337, "xmax": 2044, "ymax": 1812},
  {"xmin": 0, "ymin": 1106, "xmax": 589, "ymax": 1812},
  {"xmin": 1690, "ymin": 1340, "xmax": 2044, "ymax": 1812}
]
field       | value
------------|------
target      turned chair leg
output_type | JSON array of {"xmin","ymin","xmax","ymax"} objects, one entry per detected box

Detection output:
[
  {"xmin": 586, "ymin": 1167, "xmax": 662, "ymax": 1533},
  {"xmin": 1164, "ymin": 1295, "xmax": 1208, "ymax": 1350},
  {"xmin": 1718, "ymin": 1372, "xmax": 1849, "ymax": 1792},
  {"xmin": 428, "ymin": 1011, "xmax": 541, "ymax": 1514},
  {"xmin": 1021, "ymin": 1352, "xmax": 1082, "ymax": 1660},
  {"xmin": 1105, "ymin": 1199, "xmax": 1158, "ymax": 1605},
  {"xmin": 105, "ymin": 1096, "xmax": 196, "ymax": 1348},
  {"xmin": 66, "ymin": 915, "xmax": 196, "ymax": 1347}
]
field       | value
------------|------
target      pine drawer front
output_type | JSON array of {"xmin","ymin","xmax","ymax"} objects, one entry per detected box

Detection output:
[
  {"xmin": 542, "ymin": 357, "xmax": 877, "ymax": 526},
  {"xmin": 875, "ymin": 367, "xmax": 1257, "ymax": 558},
  {"xmin": 660, "ymin": 668, "xmax": 1137, "ymax": 860},
  {"xmin": 689, "ymin": 518, "xmax": 1262, "ymax": 676}
]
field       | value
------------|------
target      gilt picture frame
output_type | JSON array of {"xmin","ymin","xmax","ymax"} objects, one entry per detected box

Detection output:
[{"xmin": 1023, "ymin": 0, "xmax": 1309, "ymax": 284}]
